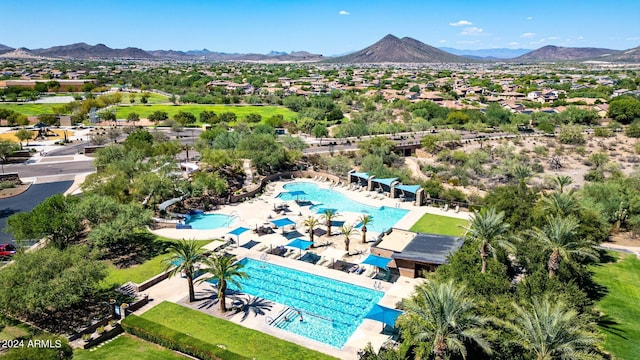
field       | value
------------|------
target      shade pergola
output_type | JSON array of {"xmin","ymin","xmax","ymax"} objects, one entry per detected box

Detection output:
[
  {"xmin": 349, "ymin": 172, "xmax": 370, "ymax": 186},
  {"xmin": 270, "ymin": 217, "xmax": 296, "ymax": 234},
  {"xmin": 371, "ymin": 178, "xmax": 398, "ymax": 193},
  {"xmin": 226, "ymin": 226, "xmax": 250, "ymax": 247},
  {"xmin": 286, "ymin": 238, "xmax": 313, "ymax": 255},
  {"xmin": 361, "ymin": 254, "xmax": 392, "ymax": 269},
  {"xmin": 395, "ymin": 184, "xmax": 421, "ymax": 200},
  {"xmin": 365, "ymin": 304, "xmax": 403, "ymax": 329}
]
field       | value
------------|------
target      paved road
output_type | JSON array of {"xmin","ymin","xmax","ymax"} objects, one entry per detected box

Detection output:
[
  {"xmin": 4, "ymin": 160, "xmax": 95, "ymax": 179},
  {"xmin": 0, "ymin": 181, "xmax": 74, "ymax": 246}
]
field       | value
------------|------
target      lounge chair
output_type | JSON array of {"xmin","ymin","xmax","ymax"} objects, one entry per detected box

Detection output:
[
  {"xmin": 316, "ymin": 257, "xmax": 328, "ymax": 266},
  {"xmin": 443, "ymin": 204, "xmax": 449, "ymax": 211},
  {"xmin": 356, "ymin": 267, "xmax": 366, "ymax": 275},
  {"xmin": 348, "ymin": 265, "xmax": 359, "ymax": 273}
]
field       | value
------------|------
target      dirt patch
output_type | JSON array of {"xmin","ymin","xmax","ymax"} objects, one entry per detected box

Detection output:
[
  {"xmin": 0, "ymin": 183, "xmax": 30, "ymax": 199},
  {"xmin": 606, "ymin": 232, "xmax": 640, "ymax": 247}
]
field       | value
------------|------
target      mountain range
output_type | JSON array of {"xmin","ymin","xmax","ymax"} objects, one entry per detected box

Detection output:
[{"xmin": 0, "ymin": 36, "xmax": 638, "ymax": 62}]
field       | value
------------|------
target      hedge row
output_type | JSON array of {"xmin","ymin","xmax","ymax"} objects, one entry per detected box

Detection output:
[{"xmin": 121, "ymin": 315, "xmax": 248, "ymax": 360}]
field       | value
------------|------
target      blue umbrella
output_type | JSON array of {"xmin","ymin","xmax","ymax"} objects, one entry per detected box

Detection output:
[
  {"xmin": 286, "ymin": 238, "xmax": 314, "ymax": 255},
  {"xmin": 365, "ymin": 304, "xmax": 403, "ymax": 329}
]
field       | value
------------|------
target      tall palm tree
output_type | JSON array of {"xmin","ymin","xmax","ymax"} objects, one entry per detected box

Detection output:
[
  {"xmin": 463, "ymin": 207, "xmax": 512, "ymax": 274},
  {"xmin": 506, "ymin": 298, "xmax": 602, "ymax": 360},
  {"xmin": 397, "ymin": 280, "xmax": 492, "ymax": 360},
  {"xmin": 529, "ymin": 215, "xmax": 598, "ymax": 278},
  {"xmin": 341, "ymin": 224, "xmax": 357, "ymax": 252},
  {"xmin": 320, "ymin": 209, "xmax": 339, "ymax": 237},
  {"xmin": 554, "ymin": 175, "xmax": 573, "ymax": 193},
  {"xmin": 164, "ymin": 239, "xmax": 208, "ymax": 302},
  {"xmin": 200, "ymin": 253, "xmax": 248, "ymax": 313},
  {"xmin": 358, "ymin": 214, "xmax": 373, "ymax": 244},
  {"xmin": 303, "ymin": 216, "xmax": 320, "ymax": 246},
  {"xmin": 539, "ymin": 192, "xmax": 580, "ymax": 217}
]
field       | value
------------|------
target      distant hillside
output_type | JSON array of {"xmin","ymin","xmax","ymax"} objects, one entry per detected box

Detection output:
[
  {"xmin": 514, "ymin": 45, "xmax": 619, "ymax": 61},
  {"xmin": 32, "ymin": 43, "xmax": 155, "ymax": 59},
  {"xmin": 0, "ymin": 44, "xmax": 14, "ymax": 55},
  {"xmin": 329, "ymin": 34, "xmax": 470, "ymax": 63},
  {"xmin": 439, "ymin": 47, "xmax": 531, "ymax": 59},
  {"xmin": 0, "ymin": 48, "xmax": 44, "ymax": 59},
  {"xmin": 148, "ymin": 48, "xmax": 323, "ymax": 62},
  {"xmin": 598, "ymin": 45, "xmax": 640, "ymax": 62}
]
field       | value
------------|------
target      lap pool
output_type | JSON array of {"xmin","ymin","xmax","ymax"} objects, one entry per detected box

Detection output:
[
  {"xmin": 277, "ymin": 182, "xmax": 408, "ymax": 233},
  {"xmin": 211, "ymin": 258, "xmax": 383, "ymax": 348}
]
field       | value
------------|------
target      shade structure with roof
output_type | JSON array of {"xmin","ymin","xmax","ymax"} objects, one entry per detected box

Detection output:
[
  {"xmin": 365, "ymin": 304, "xmax": 403, "ymax": 329},
  {"xmin": 226, "ymin": 226, "xmax": 250, "ymax": 246},
  {"xmin": 361, "ymin": 254, "xmax": 392, "ymax": 269},
  {"xmin": 393, "ymin": 184, "xmax": 424, "ymax": 205},
  {"xmin": 286, "ymin": 238, "xmax": 313, "ymax": 255},
  {"xmin": 348, "ymin": 171, "xmax": 371, "ymax": 187},
  {"xmin": 270, "ymin": 217, "xmax": 297, "ymax": 234},
  {"xmin": 371, "ymin": 178, "xmax": 399, "ymax": 194}
]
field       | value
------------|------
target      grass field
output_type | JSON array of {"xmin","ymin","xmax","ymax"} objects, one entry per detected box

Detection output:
[
  {"xmin": 74, "ymin": 334, "xmax": 188, "ymax": 360},
  {"xmin": 0, "ymin": 103, "xmax": 59, "ymax": 115},
  {"xmin": 592, "ymin": 252, "xmax": 640, "ymax": 360},
  {"xmin": 101, "ymin": 239, "xmax": 215, "ymax": 289},
  {"xmin": 141, "ymin": 302, "xmax": 337, "ymax": 360},
  {"xmin": 123, "ymin": 92, "xmax": 169, "ymax": 104},
  {"xmin": 114, "ymin": 104, "xmax": 297, "ymax": 122},
  {"xmin": 409, "ymin": 213, "xmax": 469, "ymax": 236}
]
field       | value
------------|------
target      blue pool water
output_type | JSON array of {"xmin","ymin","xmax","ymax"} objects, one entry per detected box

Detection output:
[
  {"xmin": 278, "ymin": 182, "xmax": 409, "ymax": 233},
  {"xmin": 185, "ymin": 213, "xmax": 236, "ymax": 230},
  {"xmin": 212, "ymin": 258, "xmax": 383, "ymax": 348}
]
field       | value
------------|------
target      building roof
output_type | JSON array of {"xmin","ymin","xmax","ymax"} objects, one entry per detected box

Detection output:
[{"xmin": 391, "ymin": 233, "xmax": 463, "ymax": 265}]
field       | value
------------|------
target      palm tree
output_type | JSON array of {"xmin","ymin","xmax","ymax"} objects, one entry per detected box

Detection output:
[
  {"xmin": 164, "ymin": 239, "xmax": 208, "ymax": 302},
  {"xmin": 200, "ymin": 253, "xmax": 248, "ymax": 313},
  {"xmin": 506, "ymin": 298, "xmax": 602, "ymax": 360},
  {"xmin": 341, "ymin": 224, "xmax": 357, "ymax": 252},
  {"xmin": 358, "ymin": 214, "xmax": 373, "ymax": 244},
  {"xmin": 554, "ymin": 175, "xmax": 573, "ymax": 193},
  {"xmin": 397, "ymin": 280, "xmax": 492, "ymax": 360},
  {"xmin": 320, "ymin": 209, "xmax": 339, "ymax": 237},
  {"xmin": 463, "ymin": 207, "xmax": 512, "ymax": 274},
  {"xmin": 303, "ymin": 216, "xmax": 320, "ymax": 246},
  {"xmin": 512, "ymin": 165, "xmax": 532, "ymax": 188},
  {"xmin": 539, "ymin": 191, "xmax": 580, "ymax": 217},
  {"xmin": 529, "ymin": 215, "xmax": 598, "ymax": 278}
]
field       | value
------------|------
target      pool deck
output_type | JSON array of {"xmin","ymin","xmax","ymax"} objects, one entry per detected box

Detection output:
[{"xmin": 141, "ymin": 178, "xmax": 471, "ymax": 358}]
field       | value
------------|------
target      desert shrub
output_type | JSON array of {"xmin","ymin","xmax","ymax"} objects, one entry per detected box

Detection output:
[
  {"xmin": 558, "ymin": 124, "xmax": 585, "ymax": 145},
  {"xmin": 626, "ymin": 120, "xmax": 640, "ymax": 138},
  {"xmin": 575, "ymin": 146, "xmax": 587, "ymax": 156},
  {"xmin": 533, "ymin": 145, "xmax": 548, "ymax": 156},
  {"xmin": 531, "ymin": 163, "xmax": 544, "ymax": 173},
  {"xmin": 594, "ymin": 127, "xmax": 613, "ymax": 137},
  {"xmin": 0, "ymin": 181, "xmax": 15, "ymax": 189}
]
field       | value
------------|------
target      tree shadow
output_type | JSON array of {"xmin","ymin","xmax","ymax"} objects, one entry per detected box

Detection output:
[
  {"xmin": 596, "ymin": 314, "xmax": 628, "ymax": 340},
  {"xmin": 0, "ymin": 207, "xmax": 18, "ymax": 219},
  {"xmin": 101, "ymin": 233, "xmax": 167, "ymax": 268}
]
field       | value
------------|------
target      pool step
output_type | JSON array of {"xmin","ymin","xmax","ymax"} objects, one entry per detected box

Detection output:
[{"xmin": 272, "ymin": 308, "xmax": 299, "ymax": 328}]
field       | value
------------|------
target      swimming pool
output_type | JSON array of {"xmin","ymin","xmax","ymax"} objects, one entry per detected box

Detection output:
[
  {"xmin": 185, "ymin": 213, "xmax": 237, "ymax": 230},
  {"xmin": 277, "ymin": 182, "xmax": 409, "ymax": 233},
  {"xmin": 212, "ymin": 258, "xmax": 383, "ymax": 348}
]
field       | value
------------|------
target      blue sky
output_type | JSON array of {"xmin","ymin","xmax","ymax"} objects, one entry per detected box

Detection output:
[{"xmin": 1, "ymin": 0, "xmax": 638, "ymax": 54}]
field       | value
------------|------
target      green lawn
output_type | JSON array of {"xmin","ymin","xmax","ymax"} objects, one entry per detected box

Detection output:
[
  {"xmin": 0, "ymin": 324, "xmax": 30, "ymax": 341},
  {"xmin": 0, "ymin": 103, "xmax": 60, "ymax": 115},
  {"xmin": 409, "ymin": 213, "xmax": 469, "ymax": 236},
  {"xmin": 74, "ymin": 334, "xmax": 188, "ymax": 360},
  {"xmin": 101, "ymin": 239, "xmax": 215, "ymax": 289},
  {"xmin": 592, "ymin": 252, "xmax": 640, "ymax": 360},
  {"xmin": 114, "ymin": 104, "xmax": 297, "ymax": 122},
  {"xmin": 141, "ymin": 302, "xmax": 337, "ymax": 360}
]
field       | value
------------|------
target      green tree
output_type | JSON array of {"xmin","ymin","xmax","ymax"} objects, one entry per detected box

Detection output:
[
  {"xmin": 7, "ymin": 194, "xmax": 82, "ymax": 249},
  {"xmin": 174, "ymin": 111, "xmax": 197, "ymax": 125},
  {"xmin": 0, "ymin": 140, "xmax": 19, "ymax": 173},
  {"xmin": 199, "ymin": 110, "xmax": 218, "ymax": 124},
  {"xmin": 320, "ymin": 209, "xmax": 338, "ymax": 237},
  {"xmin": 505, "ymin": 298, "xmax": 602, "ymax": 359},
  {"xmin": 148, "ymin": 110, "xmax": 169, "ymax": 126},
  {"xmin": 608, "ymin": 97, "xmax": 640, "ymax": 125},
  {"xmin": 15, "ymin": 129, "xmax": 33, "ymax": 149},
  {"xmin": 340, "ymin": 224, "xmax": 357, "ymax": 252},
  {"xmin": 200, "ymin": 254, "xmax": 248, "ymax": 313},
  {"xmin": 528, "ymin": 216, "xmax": 598, "ymax": 278},
  {"xmin": 558, "ymin": 124, "xmax": 585, "ymax": 145},
  {"xmin": 312, "ymin": 123, "xmax": 329, "ymax": 144},
  {"xmin": 463, "ymin": 207, "xmax": 512, "ymax": 274},
  {"xmin": 0, "ymin": 246, "xmax": 106, "ymax": 318},
  {"xmin": 38, "ymin": 113, "xmax": 59, "ymax": 126},
  {"xmin": 626, "ymin": 120, "xmax": 640, "ymax": 138},
  {"xmin": 358, "ymin": 214, "xmax": 373, "ymax": 244},
  {"xmin": 303, "ymin": 216, "xmax": 321, "ymax": 246},
  {"xmin": 554, "ymin": 175, "xmax": 573, "ymax": 193},
  {"xmin": 245, "ymin": 113, "xmax": 262, "ymax": 123},
  {"xmin": 127, "ymin": 112, "xmax": 140, "ymax": 127},
  {"xmin": 165, "ymin": 240, "xmax": 209, "ymax": 302},
  {"xmin": 397, "ymin": 280, "xmax": 492, "ymax": 360}
]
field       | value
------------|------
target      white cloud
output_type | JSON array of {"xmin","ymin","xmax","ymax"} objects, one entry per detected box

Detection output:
[
  {"xmin": 627, "ymin": 37, "xmax": 640, "ymax": 41},
  {"xmin": 520, "ymin": 32, "xmax": 536, "ymax": 38},
  {"xmin": 508, "ymin": 41, "xmax": 519, "ymax": 46},
  {"xmin": 548, "ymin": 36, "xmax": 560, "ymax": 40},
  {"xmin": 461, "ymin": 27, "xmax": 483, "ymax": 36},
  {"xmin": 338, "ymin": 10, "xmax": 350, "ymax": 15},
  {"xmin": 438, "ymin": 39, "xmax": 447, "ymax": 43},
  {"xmin": 529, "ymin": 38, "xmax": 547, "ymax": 45},
  {"xmin": 527, "ymin": 16, "xmax": 533, "ymax": 20},
  {"xmin": 449, "ymin": 20, "xmax": 472, "ymax": 27}
]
